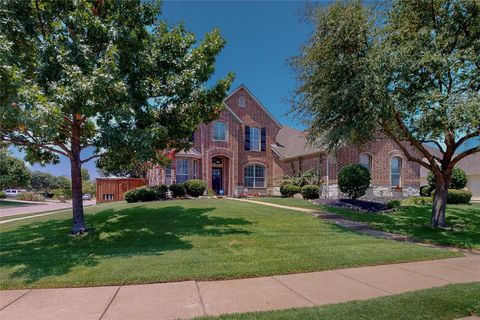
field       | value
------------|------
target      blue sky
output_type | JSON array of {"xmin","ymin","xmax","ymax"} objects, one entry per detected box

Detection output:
[{"xmin": 11, "ymin": 1, "xmax": 312, "ymax": 178}]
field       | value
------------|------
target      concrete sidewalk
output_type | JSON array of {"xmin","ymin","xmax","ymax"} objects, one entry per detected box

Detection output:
[
  {"xmin": 1, "ymin": 256, "xmax": 479, "ymax": 320},
  {"xmin": 0, "ymin": 200, "xmax": 96, "ymax": 218}
]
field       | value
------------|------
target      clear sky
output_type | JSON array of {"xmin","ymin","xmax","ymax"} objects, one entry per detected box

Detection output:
[{"xmin": 11, "ymin": 0, "xmax": 313, "ymax": 179}]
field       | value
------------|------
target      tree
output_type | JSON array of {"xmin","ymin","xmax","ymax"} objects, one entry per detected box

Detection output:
[
  {"xmin": 81, "ymin": 168, "xmax": 90, "ymax": 182},
  {"xmin": 291, "ymin": 0, "xmax": 480, "ymax": 227},
  {"xmin": 0, "ymin": 148, "xmax": 31, "ymax": 189},
  {"xmin": 31, "ymin": 171, "xmax": 57, "ymax": 195},
  {"xmin": 428, "ymin": 167, "xmax": 468, "ymax": 190},
  {"xmin": 0, "ymin": 1, "xmax": 233, "ymax": 234}
]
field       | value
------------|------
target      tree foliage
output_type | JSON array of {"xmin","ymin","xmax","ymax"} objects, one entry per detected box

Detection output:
[
  {"xmin": 291, "ymin": 0, "xmax": 480, "ymax": 227},
  {"xmin": 0, "ymin": 0, "xmax": 233, "ymax": 233},
  {"xmin": 338, "ymin": 164, "xmax": 371, "ymax": 199},
  {"xmin": 0, "ymin": 148, "xmax": 31, "ymax": 189},
  {"xmin": 428, "ymin": 167, "xmax": 468, "ymax": 190}
]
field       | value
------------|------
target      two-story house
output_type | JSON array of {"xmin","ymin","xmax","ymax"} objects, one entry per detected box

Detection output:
[{"xmin": 143, "ymin": 85, "xmax": 421, "ymax": 198}]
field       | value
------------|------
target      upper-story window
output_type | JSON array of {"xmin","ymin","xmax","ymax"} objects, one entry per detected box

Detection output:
[
  {"xmin": 391, "ymin": 156, "xmax": 402, "ymax": 187},
  {"xmin": 359, "ymin": 153, "xmax": 372, "ymax": 172},
  {"xmin": 249, "ymin": 127, "xmax": 260, "ymax": 151},
  {"xmin": 238, "ymin": 95, "xmax": 246, "ymax": 107},
  {"xmin": 176, "ymin": 159, "xmax": 189, "ymax": 184},
  {"xmin": 213, "ymin": 121, "xmax": 227, "ymax": 141}
]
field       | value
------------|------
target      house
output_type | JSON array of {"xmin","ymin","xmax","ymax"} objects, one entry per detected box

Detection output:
[
  {"xmin": 142, "ymin": 85, "xmax": 421, "ymax": 198},
  {"xmin": 420, "ymin": 152, "xmax": 480, "ymax": 201}
]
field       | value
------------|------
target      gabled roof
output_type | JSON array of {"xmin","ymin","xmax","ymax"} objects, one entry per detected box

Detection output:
[
  {"xmin": 271, "ymin": 126, "xmax": 324, "ymax": 159},
  {"xmin": 175, "ymin": 148, "xmax": 202, "ymax": 159},
  {"xmin": 225, "ymin": 84, "xmax": 283, "ymax": 128}
]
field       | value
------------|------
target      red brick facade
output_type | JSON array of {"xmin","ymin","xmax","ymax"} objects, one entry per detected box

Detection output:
[{"xmin": 146, "ymin": 85, "xmax": 421, "ymax": 197}]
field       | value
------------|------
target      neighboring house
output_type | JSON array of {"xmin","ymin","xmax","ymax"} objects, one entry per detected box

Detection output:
[
  {"xmin": 420, "ymin": 152, "xmax": 480, "ymax": 201},
  {"xmin": 142, "ymin": 85, "xmax": 421, "ymax": 198}
]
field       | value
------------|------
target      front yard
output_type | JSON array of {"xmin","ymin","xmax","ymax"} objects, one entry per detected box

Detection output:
[
  {"xmin": 255, "ymin": 197, "xmax": 480, "ymax": 249},
  {"xmin": 0, "ymin": 199, "xmax": 459, "ymax": 289}
]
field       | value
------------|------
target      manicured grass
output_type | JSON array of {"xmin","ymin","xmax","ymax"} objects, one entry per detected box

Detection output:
[
  {"xmin": 0, "ymin": 199, "xmax": 459, "ymax": 289},
  {"xmin": 256, "ymin": 197, "xmax": 480, "ymax": 249},
  {"xmin": 200, "ymin": 282, "xmax": 480, "ymax": 320}
]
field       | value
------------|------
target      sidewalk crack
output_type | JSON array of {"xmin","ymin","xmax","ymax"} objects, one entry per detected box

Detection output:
[
  {"xmin": 195, "ymin": 281, "xmax": 207, "ymax": 316},
  {"xmin": 0, "ymin": 289, "xmax": 32, "ymax": 311},
  {"xmin": 271, "ymin": 276, "xmax": 315, "ymax": 306},
  {"xmin": 332, "ymin": 270, "xmax": 393, "ymax": 295},
  {"xmin": 99, "ymin": 286, "xmax": 121, "ymax": 320}
]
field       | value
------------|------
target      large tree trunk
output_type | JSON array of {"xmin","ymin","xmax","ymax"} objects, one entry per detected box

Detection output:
[
  {"xmin": 70, "ymin": 121, "xmax": 87, "ymax": 235},
  {"xmin": 431, "ymin": 175, "xmax": 448, "ymax": 227}
]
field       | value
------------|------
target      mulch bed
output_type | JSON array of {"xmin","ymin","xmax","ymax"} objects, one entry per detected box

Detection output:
[{"xmin": 313, "ymin": 198, "xmax": 392, "ymax": 213}]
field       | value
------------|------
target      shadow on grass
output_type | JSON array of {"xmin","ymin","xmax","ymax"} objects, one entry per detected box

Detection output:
[
  {"xmin": 328, "ymin": 204, "xmax": 480, "ymax": 249},
  {"xmin": 0, "ymin": 205, "xmax": 252, "ymax": 285}
]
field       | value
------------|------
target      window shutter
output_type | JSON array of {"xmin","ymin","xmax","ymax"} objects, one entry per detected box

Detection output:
[
  {"xmin": 188, "ymin": 132, "xmax": 194, "ymax": 142},
  {"xmin": 261, "ymin": 127, "xmax": 266, "ymax": 151},
  {"xmin": 245, "ymin": 126, "xmax": 250, "ymax": 150}
]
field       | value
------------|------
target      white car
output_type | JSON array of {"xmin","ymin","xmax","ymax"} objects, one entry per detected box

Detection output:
[
  {"xmin": 82, "ymin": 194, "xmax": 92, "ymax": 200},
  {"xmin": 3, "ymin": 189, "xmax": 25, "ymax": 197}
]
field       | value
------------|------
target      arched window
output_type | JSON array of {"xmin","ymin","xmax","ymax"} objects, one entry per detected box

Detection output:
[
  {"xmin": 391, "ymin": 156, "xmax": 402, "ymax": 187},
  {"xmin": 359, "ymin": 153, "xmax": 372, "ymax": 172},
  {"xmin": 213, "ymin": 121, "xmax": 227, "ymax": 141},
  {"xmin": 244, "ymin": 164, "xmax": 265, "ymax": 188},
  {"xmin": 238, "ymin": 95, "xmax": 246, "ymax": 107}
]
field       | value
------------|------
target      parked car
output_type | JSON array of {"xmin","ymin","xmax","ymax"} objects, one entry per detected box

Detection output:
[
  {"xmin": 3, "ymin": 189, "xmax": 25, "ymax": 198},
  {"xmin": 82, "ymin": 193, "xmax": 92, "ymax": 200}
]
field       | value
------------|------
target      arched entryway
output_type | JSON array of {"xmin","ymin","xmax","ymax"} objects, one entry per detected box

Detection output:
[{"xmin": 210, "ymin": 156, "xmax": 230, "ymax": 195}]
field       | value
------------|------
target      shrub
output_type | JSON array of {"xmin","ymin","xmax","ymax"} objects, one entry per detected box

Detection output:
[
  {"xmin": 185, "ymin": 179, "xmax": 207, "ymax": 197},
  {"xmin": 420, "ymin": 185, "xmax": 433, "ymax": 196},
  {"xmin": 124, "ymin": 186, "xmax": 157, "ymax": 203},
  {"xmin": 169, "ymin": 183, "xmax": 186, "ymax": 198},
  {"xmin": 435, "ymin": 189, "xmax": 472, "ymax": 204},
  {"xmin": 280, "ymin": 184, "xmax": 301, "ymax": 197},
  {"xmin": 152, "ymin": 185, "xmax": 169, "ymax": 199},
  {"xmin": 17, "ymin": 192, "xmax": 45, "ymax": 201},
  {"xmin": 301, "ymin": 184, "xmax": 320, "ymax": 199},
  {"xmin": 338, "ymin": 164, "xmax": 371, "ymax": 199},
  {"xmin": 0, "ymin": 191, "xmax": 6, "ymax": 198},
  {"xmin": 386, "ymin": 199, "xmax": 401, "ymax": 209},
  {"xmin": 427, "ymin": 167, "xmax": 468, "ymax": 190},
  {"xmin": 207, "ymin": 189, "xmax": 215, "ymax": 197}
]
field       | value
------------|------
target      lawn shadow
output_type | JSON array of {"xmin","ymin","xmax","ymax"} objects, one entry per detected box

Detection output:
[{"xmin": 0, "ymin": 204, "xmax": 252, "ymax": 285}]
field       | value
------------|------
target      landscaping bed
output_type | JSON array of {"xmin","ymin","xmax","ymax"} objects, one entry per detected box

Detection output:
[{"xmin": 313, "ymin": 198, "xmax": 391, "ymax": 213}]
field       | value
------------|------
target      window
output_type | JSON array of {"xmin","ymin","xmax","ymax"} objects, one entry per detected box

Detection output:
[
  {"xmin": 244, "ymin": 164, "xmax": 265, "ymax": 188},
  {"xmin": 192, "ymin": 160, "xmax": 198, "ymax": 179},
  {"xmin": 238, "ymin": 95, "xmax": 246, "ymax": 107},
  {"xmin": 359, "ymin": 153, "xmax": 372, "ymax": 172},
  {"xmin": 176, "ymin": 159, "xmax": 189, "ymax": 183},
  {"xmin": 213, "ymin": 121, "xmax": 227, "ymax": 141},
  {"xmin": 103, "ymin": 194, "xmax": 114, "ymax": 201},
  {"xmin": 391, "ymin": 156, "xmax": 402, "ymax": 187},
  {"xmin": 249, "ymin": 127, "xmax": 260, "ymax": 151},
  {"xmin": 165, "ymin": 165, "xmax": 172, "ymax": 185}
]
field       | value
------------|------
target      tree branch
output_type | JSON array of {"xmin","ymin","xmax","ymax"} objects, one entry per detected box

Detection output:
[
  {"xmin": 81, "ymin": 153, "xmax": 106, "ymax": 164},
  {"xmin": 450, "ymin": 145, "xmax": 480, "ymax": 169},
  {"xmin": 454, "ymin": 128, "xmax": 480, "ymax": 150}
]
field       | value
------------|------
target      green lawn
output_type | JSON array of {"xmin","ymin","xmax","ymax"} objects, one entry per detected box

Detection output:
[
  {"xmin": 0, "ymin": 199, "xmax": 459, "ymax": 289},
  {"xmin": 200, "ymin": 283, "xmax": 480, "ymax": 320},
  {"xmin": 255, "ymin": 197, "xmax": 480, "ymax": 249}
]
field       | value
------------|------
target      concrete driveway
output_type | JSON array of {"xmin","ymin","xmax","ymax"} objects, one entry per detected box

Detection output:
[{"xmin": 0, "ymin": 199, "xmax": 96, "ymax": 218}]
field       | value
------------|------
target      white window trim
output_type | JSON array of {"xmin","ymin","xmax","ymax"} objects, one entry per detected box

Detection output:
[
  {"xmin": 238, "ymin": 95, "xmax": 246, "ymax": 107},
  {"xmin": 249, "ymin": 127, "xmax": 261, "ymax": 151},
  {"xmin": 243, "ymin": 164, "xmax": 266, "ymax": 188},
  {"xmin": 213, "ymin": 121, "xmax": 228, "ymax": 142},
  {"xmin": 176, "ymin": 159, "xmax": 189, "ymax": 184},
  {"xmin": 359, "ymin": 152, "xmax": 373, "ymax": 172},
  {"xmin": 390, "ymin": 156, "xmax": 402, "ymax": 187}
]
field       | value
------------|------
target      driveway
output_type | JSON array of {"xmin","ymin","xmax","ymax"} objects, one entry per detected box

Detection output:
[{"xmin": 0, "ymin": 200, "xmax": 96, "ymax": 218}]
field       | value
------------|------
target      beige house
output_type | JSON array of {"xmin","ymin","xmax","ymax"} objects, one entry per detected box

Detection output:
[{"xmin": 420, "ymin": 152, "xmax": 480, "ymax": 201}]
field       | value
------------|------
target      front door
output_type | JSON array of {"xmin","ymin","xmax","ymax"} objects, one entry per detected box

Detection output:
[{"xmin": 212, "ymin": 168, "xmax": 223, "ymax": 194}]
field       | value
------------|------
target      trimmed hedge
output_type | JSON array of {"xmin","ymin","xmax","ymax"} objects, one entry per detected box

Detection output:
[
  {"xmin": 124, "ymin": 186, "xmax": 157, "ymax": 203},
  {"xmin": 185, "ymin": 179, "xmax": 207, "ymax": 197},
  {"xmin": 338, "ymin": 164, "xmax": 371, "ymax": 199},
  {"xmin": 432, "ymin": 189, "xmax": 472, "ymax": 204},
  {"xmin": 301, "ymin": 184, "xmax": 320, "ymax": 199},
  {"xmin": 169, "ymin": 183, "xmax": 186, "ymax": 198},
  {"xmin": 152, "ymin": 185, "xmax": 169, "ymax": 199},
  {"xmin": 0, "ymin": 191, "xmax": 6, "ymax": 198},
  {"xmin": 420, "ymin": 185, "xmax": 433, "ymax": 196},
  {"xmin": 280, "ymin": 184, "xmax": 301, "ymax": 197},
  {"xmin": 427, "ymin": 167, "xmax": 468, "ymax": 190}
]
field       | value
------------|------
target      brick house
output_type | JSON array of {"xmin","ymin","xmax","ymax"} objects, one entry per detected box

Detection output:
[{"xmin": 144, "ymin": 85, "xmax": 421, "ymax": 198}]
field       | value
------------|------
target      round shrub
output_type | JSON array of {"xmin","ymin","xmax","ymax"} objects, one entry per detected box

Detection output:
[
  {"xmin": 301, "ymin": 184, "xmax": 320, "ymax": 199},
  {"xmin": 124, "ymin": 186, "xmax": 157, "ymax": 203},
  {"xmin": 185, "ymin": 179, "xmax": 207, "ymax": 197},
  {"xmin": 338, "ymin": 164, "xmax": 371, "ymax": 199},
  {"xmin": 280, "ymin": 184, "xmax": 301, "ymax": 197},
  {"xmin": 427, "ymin": 167, "xmax": 468, "ymax": 190},
  {"xmin": 386, "ymin": 199, "xmax": 401, "ymax": 209},
  {"xmin": 420, "ymin": 185, "xmax": 433, "ymax": 196},
  {"xmin": 124, "ymin": 189, "xmax": 139, "ymax": 203},
  {"xmin": 152, "ymin": 185, "xmax": 169, "ymax": 199},
  {"xmin": 169, "ymin": 183, "xmax": 186, "ymax": 198},
  {"xmin": 0, "ymin": 191, "xmax": 6, "ymax": 199},
  {"xmin": 432, "ymin": 189, "xmax": 472, "ymax": 204}
]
